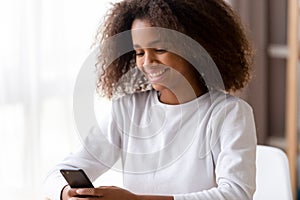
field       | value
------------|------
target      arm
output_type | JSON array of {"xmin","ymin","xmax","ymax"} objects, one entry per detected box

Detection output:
[
  {"xmin": 43, "ymin": 125, "xmax": 121, "ymax": 200},
  {"xmin": 43, "ymin": 100, "xmax": 122, "ymax": 200},
  {"xmin": 69, "ymin": 186, "xmax": 174, "ymax": 200},
  {"xmin": 138, "ymin": 195, "xmax": 174, "ymax": 200},
  {"xmin": 173, "ymin": 99, "xmax": 257, "ymax": 200}
]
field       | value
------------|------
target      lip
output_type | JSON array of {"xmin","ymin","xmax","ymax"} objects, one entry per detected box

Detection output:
[{"xmin": 142, "ymin": 64, "xmax": 170, "ymax": 83}]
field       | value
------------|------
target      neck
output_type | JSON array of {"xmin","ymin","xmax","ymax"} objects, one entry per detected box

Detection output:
[{"xmin": 158, "ymin": 86, "xmax": 207, "ymax": 105}]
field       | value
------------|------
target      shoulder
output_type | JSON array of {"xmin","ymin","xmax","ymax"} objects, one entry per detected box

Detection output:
[
  {"xmin": 210, "ymin": 90, "xmax": 253, "ymax": 117},
  {"xmin": 209, "ymin": 91, "xmax": 257, "ymax": 155},
  {"xmin": 205, "ymin": 91, "xmax": 255, "ymax": 133}
]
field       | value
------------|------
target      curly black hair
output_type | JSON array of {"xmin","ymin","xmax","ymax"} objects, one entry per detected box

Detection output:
[{"xmin": 96, "ymin": 0, "xmax": 253, "ymax": 99}]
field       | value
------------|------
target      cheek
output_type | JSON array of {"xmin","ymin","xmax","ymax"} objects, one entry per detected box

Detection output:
[
  {"xmin": 137, "ymin": 65, "xmax": 143, "ymax": 72},
  {"xmin": 136, "ymin": 59, "xmax": 143, "ymax": 70}
]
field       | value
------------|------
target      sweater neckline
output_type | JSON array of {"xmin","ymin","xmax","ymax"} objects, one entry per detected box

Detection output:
[{"xmin": 152, "ymin": 90, "xmax": 211, "ymax": 108}]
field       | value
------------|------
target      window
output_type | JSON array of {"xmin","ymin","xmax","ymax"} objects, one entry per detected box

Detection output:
[{"xmin": 0, "ymin": 0, "xmax": 120, "ymax": 199}]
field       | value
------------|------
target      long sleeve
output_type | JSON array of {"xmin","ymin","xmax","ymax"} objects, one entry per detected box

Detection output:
[
  {"xmin": 173, "ymin": 98, "xmax": 257, "ymax": 200},
  {"xmin": 43, "ymin": 99, "xmax": 121, "ymax": 200}
]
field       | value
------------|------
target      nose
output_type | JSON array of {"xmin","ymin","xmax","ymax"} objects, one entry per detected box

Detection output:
[{"xmin": 143, "ymin": 50, "xmax": 155, "ymax": 66}]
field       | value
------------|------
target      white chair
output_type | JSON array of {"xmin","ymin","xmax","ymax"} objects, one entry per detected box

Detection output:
[{"xmin": 254, "ymin": 145, "xmax": 293, "ymax": 200}]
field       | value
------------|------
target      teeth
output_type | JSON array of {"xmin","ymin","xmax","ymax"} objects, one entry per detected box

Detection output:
[{"xmin": 149, "ymin": 69, "xmax": 166, "ymax": 77}]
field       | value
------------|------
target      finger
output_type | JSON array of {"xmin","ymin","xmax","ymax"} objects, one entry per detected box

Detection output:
[
  {"xmin": 98, "ymin": 186, "xmax": 110, "ymax": 189},
  {"xmin": 98, "ymin": 186, "xmax": 118, "ymax": 189},
  {"xmin": 69, "ymin": 197, "xmax": 102, "ymax": 200},
  {"xmin": 69, "ymin": 198, "xmax": 100, "ymax": 200},
  {"xmin": 66, "ymin": 187, "xmax": 79, "ymax": 197},
  {"xmin": 76, "ymin": 188, "xmax": 104, "ymax": 197}
]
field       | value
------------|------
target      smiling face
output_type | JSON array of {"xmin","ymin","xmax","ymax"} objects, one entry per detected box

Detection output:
[{"xmin": 131, "ymin": 19, "xmax": 205, "ymax": 104}]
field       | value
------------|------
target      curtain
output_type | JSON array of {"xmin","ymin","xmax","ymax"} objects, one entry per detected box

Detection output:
[{"xmin": 0, "ymin": 0, "xmax": 118, "ymax": 199}]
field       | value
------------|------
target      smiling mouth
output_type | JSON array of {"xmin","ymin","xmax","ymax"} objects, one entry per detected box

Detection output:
[
  {"xmin": 148, "ymin": 68, "xmax": 168, "ymax": 78},
  {"xmin": 142, "ymin": 64, "xmax": 170, "ymax": 82}
]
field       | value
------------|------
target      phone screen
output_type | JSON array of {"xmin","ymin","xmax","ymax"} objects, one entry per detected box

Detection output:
[{"xmin": 60, "ymin": 169, "xmax": 94, "ymax": 188}]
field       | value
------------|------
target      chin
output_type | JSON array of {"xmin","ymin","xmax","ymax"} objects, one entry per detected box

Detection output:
[{"xmin": 151, "ymin": 84, "xmax": 166, "ymax": 92}]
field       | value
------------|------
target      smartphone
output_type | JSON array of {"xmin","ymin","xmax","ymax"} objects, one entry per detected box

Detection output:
[{"xmin": 60, "ymin": 169, "xmax": 94, "ymax": 188}]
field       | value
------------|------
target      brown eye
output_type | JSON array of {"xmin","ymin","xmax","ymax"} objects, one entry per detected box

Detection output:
[
  {"xmin": 135, "ymin": 50, "xmax": 144, "ymax": 57},
  {"xmin": 155, "ymin": 49, "xmax": 167, "ymax": 54}
]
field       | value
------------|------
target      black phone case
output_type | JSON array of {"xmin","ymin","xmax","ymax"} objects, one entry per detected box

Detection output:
[
  {"xmin": 60, "ymin": 169, "xmax": 94, "ymax": 188},
  {"xmin": 60, "ymin": 169, "xmax": 94, "ymax": 197}
]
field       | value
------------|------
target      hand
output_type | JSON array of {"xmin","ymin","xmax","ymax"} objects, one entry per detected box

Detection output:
[
  {"xmin": 61, "ymin": 185, "xmax": 102, "ymax": 200},
  {"xmin": 61, "ymin": 185, "xmax": 91, "ymax": 199},
  {"xmin": 70, "ymin": 186, "xmax": 138, "ymax": 200},
  {"xmin": 61, "ymin": 185, "xmax": 75, "ymax": 199},
  {"xmin": 62, "ymin": 185, "xmax": 173, "ymax": 200}
]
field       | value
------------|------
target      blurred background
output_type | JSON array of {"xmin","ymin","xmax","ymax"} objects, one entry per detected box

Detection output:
[
  {"xmin": 1, "ymin": 0, "xmax": 299, "ymax": 199},
  {"xmin": 0, "ymin": 0, "xmax": 121, "ymax": 199}
]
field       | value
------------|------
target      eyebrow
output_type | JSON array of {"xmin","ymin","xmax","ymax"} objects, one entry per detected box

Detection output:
[{"xmin": 133, "ymin": 40, "xmax": 162, "ymax": 49}]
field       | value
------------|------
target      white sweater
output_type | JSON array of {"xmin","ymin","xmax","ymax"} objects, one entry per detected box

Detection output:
[{"xmin": 43, "ymin": 90, "xmax": 257, "ymax": 200}]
